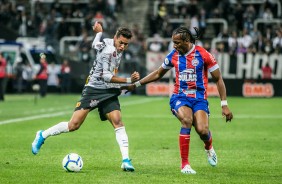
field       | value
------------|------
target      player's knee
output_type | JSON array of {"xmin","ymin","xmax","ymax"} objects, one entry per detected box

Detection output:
[
  {"xmin": 197, "ymin": 127, "xmax": 209, "ymax": 137},
  {"xmin": 180, "ymin": 116, "xmax": 193, "ymax": 126},
  {"xmin": 68, "ymin": 120, "xmax": 83, "ymax": 131},
  {"xmin": 114, "ymin": 120, "xmax": 124, "ymax": 127},
  {"xmin": 111, "ymin": 118, "xmax": 123, "ymax": 128}
]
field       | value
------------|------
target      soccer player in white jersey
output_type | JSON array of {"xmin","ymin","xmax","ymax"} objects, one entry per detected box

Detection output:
[{"xmin": 31, "ymin": 22, "xmax": 140, "ymax": 172}]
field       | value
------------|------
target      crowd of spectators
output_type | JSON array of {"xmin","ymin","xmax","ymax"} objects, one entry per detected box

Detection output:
[
  {"xmin": 0, "ymin": 0, "xmax": 147, "ymax": 69},
  {"xmin": 148, "ymin": 0, "xmax": 282, "ymax": 55},
  {"xmin": 0, "ymin": 0, "xmax": 124, "ymax": 58},
  {"xmin": 1, "ymin": 0, "xmax": 281, "ymax": 76},
  {"xmin": 0, "ymin": 0, "xmax": 149, "ymax": 93}
]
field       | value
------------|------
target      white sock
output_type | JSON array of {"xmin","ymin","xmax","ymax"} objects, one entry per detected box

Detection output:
[
  {"xmin": 42, "ymin": 122, "xmax": 69, "ymax": 139},
  {"xmin": 115, "ymin": 126, "xmax": 129, "ymax": 160}
]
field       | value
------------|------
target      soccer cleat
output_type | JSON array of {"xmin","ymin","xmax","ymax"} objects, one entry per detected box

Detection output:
[
  {"xmin": 121, "ymin": 158, "xmax": 135, "ymax": 172},
  {"xmin": 31, "ymin": 130, "xmax": 45, "ymax": 155},
  {"xmin": 181, "ymin": 164, "xmax": 196, "ymax": 174},
  {"xmin": 205, "ymin": 147, "xmax": 217, "ymax": 167}
]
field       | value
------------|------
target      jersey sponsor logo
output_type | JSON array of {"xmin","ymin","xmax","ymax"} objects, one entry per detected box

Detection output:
[
  {"xmin": 181, "ymin": 89, "xmax": 196, "ymax": 95},
  {"xmin": 89, "ymin": 99, "xmax": 99, "ymax": 107},
  {"xmin": 180, "ymin": 69, "xmax": 194, "ymax": 74},
  {"xmin": 179, "ymin": 69, "xmax": 197, "ymax": 82},
  {"xmin": 191, "ymin": 58, "xmax": 199, "ymax": 66}
]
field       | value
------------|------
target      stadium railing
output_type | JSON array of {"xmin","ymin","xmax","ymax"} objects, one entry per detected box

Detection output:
[{"xmin": 254, "ymin": 18, "xmax": 282, "ymax": 31}]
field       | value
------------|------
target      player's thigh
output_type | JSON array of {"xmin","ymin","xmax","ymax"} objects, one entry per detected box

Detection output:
[
  {"xmin": 98, "ymin": 96, "xmax": 123, "ymax": 128},
  {"xmin": 193, "ymin": 110, "xmax": 209, "ymax": 133},
  {"xmin": 69, "ymin": 109, "xmax": 90, "ymax": 128},
  {"xmin": 106, "ymin": 110, "xmax": 123, "ymax": 128},
  {"xmin": 176, "ymin": 105, "xmax": 194, "ymax": 127}
]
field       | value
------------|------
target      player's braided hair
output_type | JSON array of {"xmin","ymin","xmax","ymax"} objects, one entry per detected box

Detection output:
[
  {"xmin": 115, "ymin": 27, "xmax": 133, "ymax": 39},
  {"xmin": 172, "ymin": 26, "xmax": 200, "ymax": 44}
]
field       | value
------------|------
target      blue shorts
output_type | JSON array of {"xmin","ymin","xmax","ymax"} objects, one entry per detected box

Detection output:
[{"xmin": 169, "ymin": 94, "xmax": 210, "ymax": 116}]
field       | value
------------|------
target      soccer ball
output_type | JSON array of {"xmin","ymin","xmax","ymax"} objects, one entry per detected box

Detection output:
[{"xmin": 62, "ymin": 153, "xmax": 83, "ymax": 172}]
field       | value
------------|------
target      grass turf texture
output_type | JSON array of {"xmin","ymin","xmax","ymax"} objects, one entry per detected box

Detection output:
[{"xmin": 0, "ymin": 94, "xmax": 281, "ymax": 184}]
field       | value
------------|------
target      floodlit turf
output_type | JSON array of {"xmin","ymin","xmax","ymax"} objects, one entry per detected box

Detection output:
[{"xmin": 0, "ymin": 94, "xmax": 281, "ymax": 184}]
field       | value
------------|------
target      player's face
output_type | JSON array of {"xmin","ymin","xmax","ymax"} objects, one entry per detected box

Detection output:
[
  {"xmin": 172, "ymin": 34, "xmax": 189, "ymax": 55},
  {"xmin": 114, "ymin": 35, "xmax": 130, "ymax": 53}
]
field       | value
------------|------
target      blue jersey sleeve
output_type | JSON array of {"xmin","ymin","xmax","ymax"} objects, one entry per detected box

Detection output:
[{"xmin": 161, "ymin": 50, "xmax": 175, "ymax": 69}]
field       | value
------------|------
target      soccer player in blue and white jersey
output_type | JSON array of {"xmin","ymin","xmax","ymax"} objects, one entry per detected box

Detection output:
[
  {"xmin": 127, "ymin": 26, "xmax": 233, "ymax": 174},
  {"xmin": 31, "ymin": 22, "xmax": 140, "ymax": 172}
]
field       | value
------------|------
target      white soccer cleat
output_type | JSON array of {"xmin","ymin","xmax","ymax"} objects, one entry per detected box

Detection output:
[
  {"xmin": 205, "ymin": 147, "xmax": 217, "ymax": 167},
  {"xmin": 181, "ymin": 165, "xmax": 196, "ymax": 174}
]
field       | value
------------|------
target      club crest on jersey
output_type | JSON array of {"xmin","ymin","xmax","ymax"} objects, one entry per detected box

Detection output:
[
  {"xmin": 76, "ymin": 102, "xmax": 81, "ymax": 108},
  {"xmin": 113, "ymin": 51, "xmax": 116, "ymax": 57},
  {"xmin": 191, "ymin": 58, "xmax": 199, "ymax": 66}
]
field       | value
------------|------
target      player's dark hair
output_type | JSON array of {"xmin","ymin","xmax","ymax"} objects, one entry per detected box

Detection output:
[
  {"xmin": 172, "ymin": 26, "xmax": 200, "ymax": 44},
  {"xmin": 115, "ymin": 27, "xmax": 132, "ymax": 39}
]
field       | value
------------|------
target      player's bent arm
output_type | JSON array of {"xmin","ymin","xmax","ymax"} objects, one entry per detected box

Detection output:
[
  {"xmin": 109, "ymin": 75, "xmax": 134, "ymax": 84},
  {"xmin": 92, "ymin": 22, "xmax": 103, "ymax": 49},
  {"xmin": 107, "ymin": 71, "xmax": 140, "ymax": 84}
]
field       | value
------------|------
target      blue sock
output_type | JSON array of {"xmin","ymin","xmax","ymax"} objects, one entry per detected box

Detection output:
[{"xmin": 180, "ymin": 127, "xmax": 191, "ymax": 135}]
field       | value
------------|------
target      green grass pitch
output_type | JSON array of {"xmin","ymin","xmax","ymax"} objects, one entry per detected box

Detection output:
[{"xmin": 0, "ymin": 94, "xmax": 281, "ymax": 184}]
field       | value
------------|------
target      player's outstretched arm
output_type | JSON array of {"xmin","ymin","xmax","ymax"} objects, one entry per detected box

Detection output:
[
  {"xmin": 122, "ymin": 67, "xmax": 169, "ymax": 92},
  {"xmin": 136, "ymin": 67, "xmax": 168, "ymax": 86}
]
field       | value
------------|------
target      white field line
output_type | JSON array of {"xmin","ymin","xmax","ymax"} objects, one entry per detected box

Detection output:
[
  {"xmin": 0, "ymin": 111, "xmax": 70, "ymax": 125},
  {"xmin": 0, "ymin": 98, "xmax": 165, "ymax": 125},
  {"xmin": 123, "ymin": 114, "xmax": 282, "ymax": 119},
  {"xmin": 22, "ymin": 106, "xmax": 70, "ymax": 115}
]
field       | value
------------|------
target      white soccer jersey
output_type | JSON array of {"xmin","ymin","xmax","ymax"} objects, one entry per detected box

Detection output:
[{"xmin": 86, "ymin": 37, "xmax": 124, "ymax": 89}]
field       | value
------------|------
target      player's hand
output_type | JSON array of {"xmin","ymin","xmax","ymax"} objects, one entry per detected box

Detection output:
[
  {"xmin": 92, "ymin": 21, "xmax": 103, "ymax": 33},
  {"xmin": 131, "ymin": 71, "xmax": 140, "ymax": 83},
  {"xmin": 120, "ymin": 84, "xmax": 136, "ymax": 93},
  {"xmin": 127, "ymin": 84, "xmax": 136, "ymax": 92},
  {"xmin": 222, "ymin": 106, "xmax": 233, "ymax": 122}
]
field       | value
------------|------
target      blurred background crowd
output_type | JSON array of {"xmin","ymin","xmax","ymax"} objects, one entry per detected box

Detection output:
[
  {"xmin": 148, "ymin": 0, "xmax": 282, "ymax": 54},
  {"xmin": 0, "ymin": 0, "xmax": 281, "ymax": 96}
]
